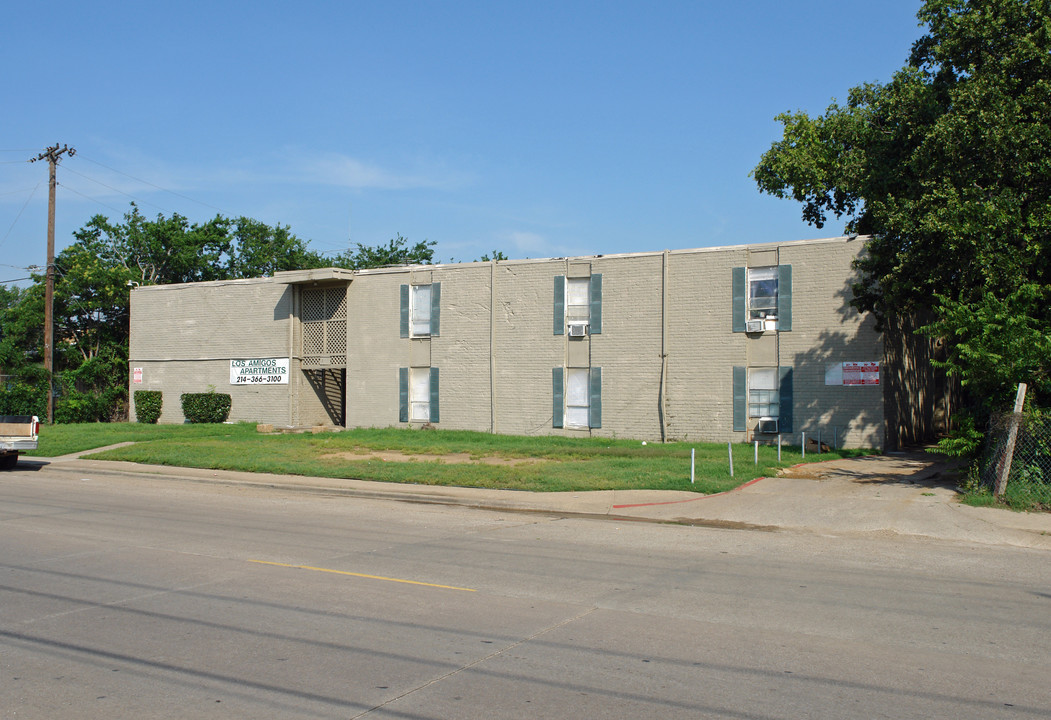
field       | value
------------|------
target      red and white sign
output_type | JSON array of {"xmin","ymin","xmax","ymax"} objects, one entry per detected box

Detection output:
[
  {"xmin": 132, "ymin": 367, "xmax": 143, "ymax": 384},
  {"xmin": 842, "ymin": 361, "xmax": 879, "ymax": 386}
]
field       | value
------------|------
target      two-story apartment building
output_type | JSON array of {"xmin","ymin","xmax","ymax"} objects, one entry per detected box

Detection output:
[{"xmin": 128, "ymin": 235, "xmax": 953, "ymax": 449}]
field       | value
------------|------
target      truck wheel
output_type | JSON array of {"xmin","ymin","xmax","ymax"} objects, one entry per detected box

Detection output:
[{"xmin": 0, "ymin": 454, "xmax": 17, "ymax": 470}]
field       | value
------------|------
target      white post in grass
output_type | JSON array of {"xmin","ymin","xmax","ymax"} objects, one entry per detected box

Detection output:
[
  {"xmin": 754, "ymin": 440, "xmax": 758, "ymax": 466},
  {"xmin": 801, "ymin": 432, "xmax": 806, "ymax": 459},
  {"xmin": 777, "ymin": 434, "xmax": 782, "ymax": 462},
  {"xmin": 995, "ymin": 383, "xmax": 1028, "ymax": 497},
  {"xmin": 690, "ymin": 448, "xmax": 695, "ymax": 484},
  {"xmin": 728, "ymin": 442, "xmax": 734, "ymax": 477}
]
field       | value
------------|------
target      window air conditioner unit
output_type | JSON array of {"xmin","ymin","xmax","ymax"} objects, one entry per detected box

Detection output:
[
  {"xmin": 758, "ymin": 417, "xmax": 779, "ymax": 434},
  {"xmin": 568, "ymin": 322, "xmax": 589, "ymax": 337},
  {"xmin": 746, "ymin": 319, "xmax": 765, "ymax": 333}
]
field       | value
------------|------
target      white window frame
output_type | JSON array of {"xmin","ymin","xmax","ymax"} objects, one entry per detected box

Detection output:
[
  {"xmin": 409, "ymin": 367, "xmax": 430, "ymax": 422},
  {"xmin": 747, "ymin": 267, "xmax": 778, "ymax": 326},
  {"xmin": 410, "ymin": 284, "xmax": 432, "ymax": 337},
  {"xmin": 566, "ymin": 277, "xmax": 590, "ymax": 323},
  {"xmin": 565, "ymin": 367, "xmax": 590, "ymax": 429},
  {"xmin": 748, "ymin": 367, "xmax": 780, "ymax": 419}
]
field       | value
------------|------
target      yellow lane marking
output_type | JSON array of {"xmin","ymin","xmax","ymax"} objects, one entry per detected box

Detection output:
[{"xmin": 248, "ymin": 559, "xmax": 476, "ymax": 592}]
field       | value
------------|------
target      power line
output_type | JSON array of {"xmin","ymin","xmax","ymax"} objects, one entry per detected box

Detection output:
[
  {"xmin": 78, "ymin": 153, "xmax": 224, "ymax": 212},
  {"xmin": 58, "ymin": 182, "xmax": 125, "ymax": 215},
  {"xmin": 0, "ymin": 182, "xmax": 42, "ymax": 252},
  {"xmin": 60, "ymin": 165, "xmax": 168, "ymax": 213},
  {"xmin": 0, "ymin": 187, "xmax": 41, "ymax": 197}
]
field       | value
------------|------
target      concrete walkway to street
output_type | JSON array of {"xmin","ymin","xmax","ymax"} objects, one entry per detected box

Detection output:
[{"xmin": 41, "ymin": 448, "xmax": 1051, "ymax": 550}]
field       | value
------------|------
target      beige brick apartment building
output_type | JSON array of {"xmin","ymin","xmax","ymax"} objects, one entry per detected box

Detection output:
[{"xmin": 128, "ymin": 235, "xmax": 951, "ymax": 449}]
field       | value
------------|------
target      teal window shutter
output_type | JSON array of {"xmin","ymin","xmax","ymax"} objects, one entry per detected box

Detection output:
[
  {"xmin": 732, "ymin": 267, "xmax": 746, "ymax": 333},
  {"xmin": 430, "ymin": 282, "xmax": 441, "ymax": 336},
  {"xmin": 778, "ymin": 265, "xmax": 792, "ymax": 331},
  {"xmin": 733, "ymin": 366, "xmax": 747, "ymax": 431},
  {"xmin": 589, "ymin": 274, "xmax": 602, "ymax": 334},
  {"xmin": 553, "ymin": 275, "xmax": 565, "ymax": 335},
  {"xmin": 398, "ymin": 367, "xmax": 408, "ymax": 422},
  {"xmin": 778, "ymin": 366, "xmax": 793, "ymax": 433},
  {"xmin": 552, "ymin": 367, "xmax": 564, "ymax": 428},
  {"xmin": 589, "ymin": 367, "xmax": 602, "ymax": 428},
  {"xmin": 399, "ymin": 285, "xmax": 410, "ymax": 338},
  {"xmin": 429, "ymin": 367, "xmax": 440, "ymax": 423}
]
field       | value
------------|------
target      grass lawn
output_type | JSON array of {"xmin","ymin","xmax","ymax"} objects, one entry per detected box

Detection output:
[
  {"xmin": 960, "ymin": 481, "xmax": 1050, "ymax": 512},
  {"xmin": 28, "ymin": 422, "xmax": 873, "ymax": 495}
]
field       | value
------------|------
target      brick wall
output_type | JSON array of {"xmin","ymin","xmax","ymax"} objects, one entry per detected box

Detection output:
[
  {"xmin": 130, "ymin": 236, "xmax": 895, "ymax": 448},
  {"xmin": 128, "ymin": 279, "xmax": 294, "ymax": 424}
]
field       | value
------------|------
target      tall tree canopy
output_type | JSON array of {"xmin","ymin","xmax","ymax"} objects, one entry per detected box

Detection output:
[
  {"xmin": 753, "ymin": 0, "xmax": 1051, "ymax": 408},
  {"xmin": 333, "ymin": 233, "xmax": 436, "ymax": 270},
  {"xmin": 0, "ymin": 204, "xmax": 437, "ymax": 421}
]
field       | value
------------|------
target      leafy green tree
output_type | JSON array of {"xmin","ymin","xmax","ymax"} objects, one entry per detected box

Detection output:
[
  {"xmin": 227, "ymin": 217, "xmax": 328, "ymax": 278},
  {"xmin": 753, "ymin": 0, "xmax": 1051, "ymax": 409},
  {"xmin": 0, "ymin": 283, "xmax": 43, "ymax": 372},
  {"xmin": 1, "ymin": 205, "xmax": 336, "ymax": 421},
  {"xmin": 478, "ymin": 250, "xmax": 508, "ymax": 262},
  {"xmin": 334, "ymin": 233, "xmax": 436, "ymax": 269},
  {"xmin": 73, "ymin": 205, "xmax": 231, "ymax": 286}
]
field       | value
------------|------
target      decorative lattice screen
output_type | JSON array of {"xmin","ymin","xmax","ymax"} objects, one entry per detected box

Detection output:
[{"xmin": 300, "ymin": 286, "xmax": 348, "ymax": 367}]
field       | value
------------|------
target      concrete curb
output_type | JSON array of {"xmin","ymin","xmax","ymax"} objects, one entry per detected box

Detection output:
[{"xmin": 26, "ymin": 452, "xmax": 1051, "ymax": 550}]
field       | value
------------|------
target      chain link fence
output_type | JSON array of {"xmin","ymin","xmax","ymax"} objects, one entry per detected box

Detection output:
[{"xmin": 978, "ymin": 412, "xmax": 1051, "ymax": 508}]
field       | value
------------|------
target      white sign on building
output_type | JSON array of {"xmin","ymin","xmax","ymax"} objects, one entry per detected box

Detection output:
[
  {"xmin": 825, "ymin": 361, "xmax": 880, "ymax": 386},
  {"xmin": 230, "ymin": 358, "xmax": 290, "ymax": 385}
]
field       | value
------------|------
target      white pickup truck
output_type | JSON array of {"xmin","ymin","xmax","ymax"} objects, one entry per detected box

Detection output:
[{"xmin": 0, "ymin": 415, "xmax": 39, "ymax": 469}]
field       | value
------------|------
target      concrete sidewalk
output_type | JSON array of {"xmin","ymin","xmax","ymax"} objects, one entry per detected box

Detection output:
[{"xmin": 40, "ymin": 449, "xmax": 1051, "ymax": 550}]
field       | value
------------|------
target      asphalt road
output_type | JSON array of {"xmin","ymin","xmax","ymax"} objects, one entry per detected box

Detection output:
[{"xmin": 2, "ymin": 463, "xmax": 1050, "ymax": 719}]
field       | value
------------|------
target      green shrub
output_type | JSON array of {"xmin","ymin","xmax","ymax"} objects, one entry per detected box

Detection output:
[
  {"xmin": 53, "ymin": 376, "xmax": 125, "ymax": 424},
  {"xmin": 937, "ymin": 414, "xmax": 984, "ymax": 458},
  {"xmin": 180, "ymin": 391, "xmax": 232, "ymax": 424},
  {"xmin": 0, "ymin": 381, "xmax": 47, "ymax": 419},
  {"xmin": 134, "ymin": 390, "xmax": 163, "ymax": 424}
]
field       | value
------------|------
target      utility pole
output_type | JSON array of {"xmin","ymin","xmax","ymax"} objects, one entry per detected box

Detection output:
[{"xmin": 29, "ymin": 143, "xmax": 75, "ymax": 424}]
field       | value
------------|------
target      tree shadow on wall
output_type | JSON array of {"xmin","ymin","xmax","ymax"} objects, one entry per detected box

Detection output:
[
  {"xmin": 795, "ymin": 266, "xmax": 953, "ymax": 454},
  {"xmin": 791, "ymin": 326, "xmax": 885, "ymax": 450}
]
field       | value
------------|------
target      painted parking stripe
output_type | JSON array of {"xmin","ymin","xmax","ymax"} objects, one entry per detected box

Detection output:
[{"xmin": 248, "ymin": 559, "xmax": 476, "ymax": 592}]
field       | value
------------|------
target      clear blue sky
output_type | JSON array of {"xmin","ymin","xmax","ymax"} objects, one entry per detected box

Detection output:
[{"xmin": 1, "ymin": 1, "xmax": 927, "ymax": 284}]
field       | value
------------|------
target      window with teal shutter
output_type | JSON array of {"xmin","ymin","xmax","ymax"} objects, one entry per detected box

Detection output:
[
  {"xmin": 552, "ymin": 367, "xmax": 564, "ymax": 427},
  {"xmin": 589, "ymin": 367, "xmax": 602, "ymax": 428},
  {"xmin": 553, "ymin": 276, "xmax": 565, "ymax": 335},
  {"xmin": 778, "ymin": 366, "xmax": 793, "ymax": 433},
  {"xmin": 398, "ymin": 367, "xmax": 409, "ymax": 422},
  {"xmin": 430, "ymin": 282, "xmax": 441, "ymax": 336},
  {"xmin": 777, "ymin": 265, "xmax": 792, "ymax": 331},
  {"xmin": 733, "ymin": 366, "xmax": 746, "ymax": 431},
  {"xmin": 731, "ymin": 267, "xmax": 746, "ymax": 332},
  {"xmin": 589, "ymin": 274, "xmax": 602, "ymax": 334},
  {"xmin": 429, "ymin": 367, "xmax": 440, "ymax": 423},
  {"xmin": 399, "ymin": 285, "xmax": 410, "ymax": 338}
]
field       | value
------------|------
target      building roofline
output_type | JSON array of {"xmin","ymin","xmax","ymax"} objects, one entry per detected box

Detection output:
[
  {"xmin": 350, "ymin": 234, "xmax": 872, "ymax": 275},
  {"xmin": 129, "ymin": 235, "xmax": 872, "ymax": 287}
]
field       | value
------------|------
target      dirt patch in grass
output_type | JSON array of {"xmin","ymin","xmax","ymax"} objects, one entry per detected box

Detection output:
[{"xmin": 320, "ymin": 450, "xmax": 549, "ymax": 466}]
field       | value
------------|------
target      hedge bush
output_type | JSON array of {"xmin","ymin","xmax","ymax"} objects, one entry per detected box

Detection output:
[
  {"xmin": 134, "ymin": 390, "xmax": 163, "ymax": 424},
  {"xmin": 180, "ymin": 391, "xmax": 232, "ymax": 424},
  {"xmin": 0, "ymin": 381, "xmax": 47, "ymax": 419}
]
